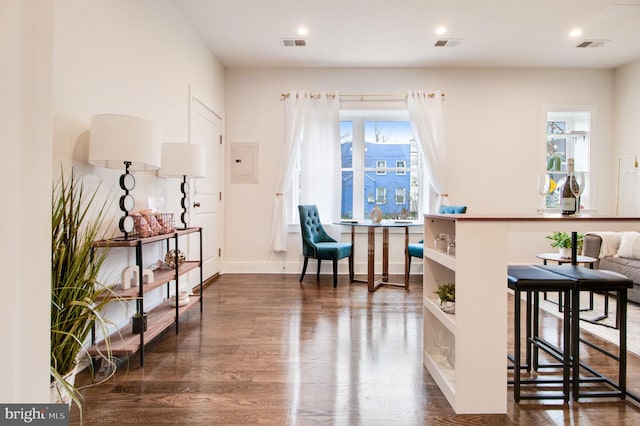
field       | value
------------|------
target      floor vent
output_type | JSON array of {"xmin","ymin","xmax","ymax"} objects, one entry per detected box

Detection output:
[{"xmin": 282, "ymin": 39, "xmax": 307, "ymax": 47}]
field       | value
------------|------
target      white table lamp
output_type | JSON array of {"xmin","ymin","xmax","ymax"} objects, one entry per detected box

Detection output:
[
  {"xmin": 89, "ymin": 114, "xmax": 162, "ymax": 239},
  {"xmin": 158, "ymin": 143, "xmax": 206, "ymax": 229}
]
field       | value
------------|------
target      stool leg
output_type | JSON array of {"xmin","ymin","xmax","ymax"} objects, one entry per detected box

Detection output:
[
  {"xmin": 525, "ymin": 290, "xmax": 532, "ymax": 372},
  {"xmin": 532, "ymin": 291, "xmax": 540, "ymax": 370},
  {"xmin": 619, "ymin": 289, "xmax": 627, "ymax": 398},
  {"xmin": 514, "ymin": 288, "xmax": 521, "ymax": 402},
  {"xmin": 572, "ymin": 287, "xmax": 580, "ymax": 401},
  {"xmin": 563, "ymin": 288, "xmax": 571, "ymax": 402}
]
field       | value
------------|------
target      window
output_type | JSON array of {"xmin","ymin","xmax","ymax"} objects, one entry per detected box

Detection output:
[
  {"xmin": 340, "ymin": 112, "xmax": 420, "ymax": 220},
  {"xmin": 396, "ymin": 160, "xmax": 407, "ymax": 175},
  {"xmin": 544, "ymin": 110, "xmax": 591, "ymax": 210}
]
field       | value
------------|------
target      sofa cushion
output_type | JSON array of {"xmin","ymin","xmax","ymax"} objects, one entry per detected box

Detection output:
[{"xmin": 617, "ymin": 231, "xmax": 640, "ymax": 260}]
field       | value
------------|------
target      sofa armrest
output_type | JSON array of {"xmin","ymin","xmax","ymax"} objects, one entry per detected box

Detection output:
[{"xmin": 583, "ymin": 233, "xmax": 602, "ymax": 261}]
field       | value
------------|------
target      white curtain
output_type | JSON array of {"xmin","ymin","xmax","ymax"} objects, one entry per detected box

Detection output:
[
  {"xmin": 407, "ymin": 90, "xmax": 448, "ymax": 212},
  {"xmin": 270, "ymin": 92, "xmax": 340, "ymax": 252},
  {"xmin": 270, "ymin": 91, "xmax": 308, "ymax": 252},
  {"xmin": 299, "ymin": 93, "xmax": 340, "ymax": 224}
]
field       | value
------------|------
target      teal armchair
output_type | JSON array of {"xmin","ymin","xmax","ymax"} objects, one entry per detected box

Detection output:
[{"xmin": 298, "ymin": 205, "xmax": 353, "ymax": 287}]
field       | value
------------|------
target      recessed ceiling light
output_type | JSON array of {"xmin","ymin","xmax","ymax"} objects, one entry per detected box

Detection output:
[
  {"xmin": 569, "ymin": 28, "xmax": 582, "ymax": 38},
  {"xmin": 435, "ymin": 26, "xmax": 447, "ymax": 35},
  {"xmin": 297, "ymin": 27, "xmax": 308, "ymax": 36}
]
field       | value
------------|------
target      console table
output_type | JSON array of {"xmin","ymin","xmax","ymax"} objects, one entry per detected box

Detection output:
[{"xmin": 422, "ymin": 214, "xmax": 640, "ymax": 414}]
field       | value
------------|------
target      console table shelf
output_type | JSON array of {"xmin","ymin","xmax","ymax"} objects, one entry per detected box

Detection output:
[{"xmin": 89, "ymin": 227, "xmax": 203, "ymax": 366}]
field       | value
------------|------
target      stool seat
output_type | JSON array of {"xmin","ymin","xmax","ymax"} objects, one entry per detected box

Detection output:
[{"xmin": 508, "ymin": 265, "xmax": 576, "ymax": 290}]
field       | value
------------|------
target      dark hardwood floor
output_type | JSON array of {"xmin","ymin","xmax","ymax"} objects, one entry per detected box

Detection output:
[{"xmin": 71, "ymin": 274, "xmax": 640, "ymax": 425}]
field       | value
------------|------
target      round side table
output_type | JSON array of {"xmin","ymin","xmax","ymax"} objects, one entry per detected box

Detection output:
[{"xmin": 535, "ymin": 253, "xmax": 603, "ymax": 316}]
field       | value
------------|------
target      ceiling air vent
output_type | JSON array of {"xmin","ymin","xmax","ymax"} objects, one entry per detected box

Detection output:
[
  {"xmin": 576, "ymin": 40, "xmax": 607, "ymax": 48},
  {"xmin": 434, "ymin": 39, "xmax": 461, "ymax": 47},
  {"xmin": 282, "ymin": 39, "xmax": 307, "ymax": 47}
]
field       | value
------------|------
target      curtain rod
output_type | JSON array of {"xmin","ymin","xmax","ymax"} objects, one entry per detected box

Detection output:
[{"xmin": 279, "ymin": 92, "xmax": 445, "ymax": 101}]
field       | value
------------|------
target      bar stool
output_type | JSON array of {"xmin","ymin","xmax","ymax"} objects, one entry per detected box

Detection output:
[
  {"xmin": 507, "ymin": 265, "xmax": 575, "ymax": 402},
  {"xmin": 536, "ymin": 265, "xmax": 632, "ymax": 401}
]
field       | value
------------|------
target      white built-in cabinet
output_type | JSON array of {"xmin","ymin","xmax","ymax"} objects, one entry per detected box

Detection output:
[{"xmin": 423, "ymin": 213, "xmax": 640, "ymax": 414}]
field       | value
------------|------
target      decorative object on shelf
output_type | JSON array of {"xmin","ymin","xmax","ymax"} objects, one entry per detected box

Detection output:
[
  {"xmin": 546, "ymin": 231, "xmax": 584, "ymax": 258},
  {"xmin": 158, "ymin": 143, "xmax": 206, "ymax": 229},
  {"xmin": 142, "ymin": 268, "xmax": 154, "ymax": 284},
  {"xmin": 170, "ymin": 291, "xmax": 191, "ymax": 306},
  {"xmin": 434, "ymin": 233, "xmax": 449, "ymax": 252},
  {"xmin": 51, "ymin": 169, "xmax": 120, "ymax": 413},
  {"xmin": 132, "ymin": 312, "xmax": 148, "ymax": 334},
  {"xmin": 447, "ymin": 236, "xmax": 456, "ymax": 257},
  {"xmin": 130, "ymin": 209, "xmax": 175, "ymax": 237},
  {"xmin": 89, "ymin": 114, "xmax": 162, "ymax": 239},
  {"xmin": 370, "ymin": 205, "xmax": 383, "ymax": 223},
  {"xmin": 120, "ymin": 265, "xmax": 139, "ymax": 290},
  {"xmin": 435, "ymin": 282, "xmax": 456, "ymax": 313},
  {"xmin": 164, "ymin": 249, "xmax": 186, "ymax": 269}
]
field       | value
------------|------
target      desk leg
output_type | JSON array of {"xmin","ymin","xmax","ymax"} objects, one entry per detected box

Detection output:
[
  {"xmin": 368, "ymin": 227, "xmax": 375, "ymax": 292},
  {"xmin": 382, "ymin": 227, "xmax": 389, "ymax": 282}
]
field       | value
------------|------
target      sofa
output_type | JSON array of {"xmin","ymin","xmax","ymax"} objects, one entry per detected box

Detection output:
[{"xmin": 583, "ymin": 232, "xmax": 640, "ymax": 304}]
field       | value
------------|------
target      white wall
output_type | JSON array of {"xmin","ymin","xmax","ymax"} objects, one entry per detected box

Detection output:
[
  {"xmin": 0, "ymin": 0, "xmax": 54, "ymax": 404},
  {"xmin": 53, "ymin": 0, "xmax": 224, "ymax": 337},
  {"xmin": 0, "ymin": 0, "xmax": 224, "ymax": 401},
  {"xmin": 614, "ymin": 58, "xmax": 640, "ymax": 215},
  {"xmin": 223, "ymin": 67, "xmax": 615, "ymax": 273}
]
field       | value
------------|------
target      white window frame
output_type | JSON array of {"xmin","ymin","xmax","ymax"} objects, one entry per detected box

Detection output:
[
  {"xmin": 396, "ymin": 160, "xmax": 406, "ymax": 175},
  {"xmin": 340, "ymin": 109, "xmax": 421, "ymax": 220},
  {"xmin": 541, "ymin": 105, "xmax": 594, "ymax": 212}
]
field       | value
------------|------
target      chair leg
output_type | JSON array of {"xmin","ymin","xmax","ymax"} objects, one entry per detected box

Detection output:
[
  {"xmin": 300, "ymin": 257, "xmax": 309, "ymax": 282},
  {"xmin": 349, "ymin": 254, "xmax": 354, "ymax": 282},
  {"xmin": 333, "ymin": 259, "xmax": 338, "ymax": 288},
  {"xmin": 408, "ymin": 255, "xmax": 412, "ymax": 273},
  {"xmin": 316, "ymin": 259, "xmax": 321, "ymax": 280}
]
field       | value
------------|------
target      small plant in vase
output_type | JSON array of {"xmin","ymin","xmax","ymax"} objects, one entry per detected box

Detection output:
[
  {"xmin": 546, "ymin": 231, "xmax": 584, "ymax": 258},
  {"xmin": 435, "ymin": 282, "xmax": 455, "ymax": 313}
]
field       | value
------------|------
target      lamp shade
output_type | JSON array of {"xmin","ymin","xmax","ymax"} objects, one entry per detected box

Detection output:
[
  {"xmin": 89, "ymin": 114, "xmax": 162, "ymax": 171},
  {"xmin": 158, "ymin": 143, "xmax": 206, "ymax": 178}
]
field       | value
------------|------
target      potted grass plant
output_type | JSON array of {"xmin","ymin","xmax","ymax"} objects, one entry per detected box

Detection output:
[{"xmin": 51, "ymin": 169, "xmax": 119, "ymax": 416}]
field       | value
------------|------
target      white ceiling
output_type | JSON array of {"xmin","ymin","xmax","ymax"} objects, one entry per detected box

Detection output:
[{"xmin": 172, "ymin": 0, "xmax": 640, "ymax": 69}]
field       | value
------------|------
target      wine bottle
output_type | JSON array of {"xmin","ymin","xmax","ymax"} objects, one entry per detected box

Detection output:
[{"xmin": 561, "ymin": 158, "xmax": 577, "ymax": 215}]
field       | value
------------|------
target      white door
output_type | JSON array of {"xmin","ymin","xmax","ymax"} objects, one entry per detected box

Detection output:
[{"xmin": 190, "ymin": 92, "xmax": 223, "ymax": 280}]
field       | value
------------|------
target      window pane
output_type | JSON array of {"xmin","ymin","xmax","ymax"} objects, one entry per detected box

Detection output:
[
  {"xmin": 341, "ymin": 170, "xmax": 353, "ymax": 219},
  {"xmin": 340, "ymin": 121, "xmax": 353, "ymax": 168}
]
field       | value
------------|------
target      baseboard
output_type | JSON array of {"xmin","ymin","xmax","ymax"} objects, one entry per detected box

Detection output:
[{"xmin": 221, "ymin": 260, "xmax": 423, "ymax": 275}]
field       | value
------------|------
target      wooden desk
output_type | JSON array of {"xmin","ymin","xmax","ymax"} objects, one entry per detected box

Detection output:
[{"xmin": 337, "ymin": 220, "xmax": 419, "ymax": 292}]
